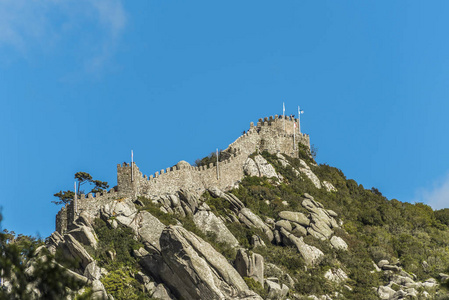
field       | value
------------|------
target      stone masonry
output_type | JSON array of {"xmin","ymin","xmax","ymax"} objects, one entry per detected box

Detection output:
[{"xmin": 56, "ymin": 115, "xmax": 310, "ymax": 234}]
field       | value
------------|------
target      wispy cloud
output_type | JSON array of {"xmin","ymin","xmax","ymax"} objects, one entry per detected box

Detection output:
[
  {"xmin": 414, "ymin": 173, "xmax": 449, "ymax": 210},
  {"xmin": 0, "ymin": 0, "xmax": 126, "ymax": 72}
]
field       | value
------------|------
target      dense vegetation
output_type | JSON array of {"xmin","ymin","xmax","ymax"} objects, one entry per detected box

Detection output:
[
  {"xmin": 0, "ymin": 215, "xmax": 86, "ymax": 300},
  {"xmin": 91, "ymin": 219, "xmax": 147, "ymax": 299},
  {"xmin": 223, "ymin": 147, "xmax": 449, "ymax": 298},
  {"xmin": 5, "ymin": 142, "xmax": 449, "ymax": 299},
  {"xmin": 136, "ymin": 144, "xmax": 449, "ymax": 298}
]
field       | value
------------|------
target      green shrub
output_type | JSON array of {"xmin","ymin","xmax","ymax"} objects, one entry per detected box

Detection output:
[
  {"xmin": 101, "ymin": 269, "xmax": 147, "ymax": 300},
  {"xmin": 244, "ymin": 277, "xmax": 268, "ymax": 298},
  {"xmin": 253, "ymin": 245, "xmax": 304, "ymax": 273},
  {"xmin": 137, "ymin": 197, "xmax": 177, "ymax": 225},
  {"xmin": 93, "ymin": 218, "xmax": 143, "ymax": 270},
  {"xmin": 435, "ymin": 209, "xmax": 449, "ymax": 226}
]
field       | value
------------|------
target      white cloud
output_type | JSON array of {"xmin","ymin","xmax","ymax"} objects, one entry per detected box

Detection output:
[
  {"xmin": 415, "ymin": 173, "xmax": 449, "ymax": 210},
  {"xmin": 0, "ymin": 0, "xmax": 126, "ymax": 71}
]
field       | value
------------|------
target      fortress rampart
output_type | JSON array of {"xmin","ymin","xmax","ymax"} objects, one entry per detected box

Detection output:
[{"xmin": 56, "ymin": 115, "xmax": 310, "ymax": 234}]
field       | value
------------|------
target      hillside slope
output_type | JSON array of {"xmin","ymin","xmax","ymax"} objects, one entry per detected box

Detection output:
[{"xmin": 3, "ymin": 117, "xmax": 449, "ymax": 299}]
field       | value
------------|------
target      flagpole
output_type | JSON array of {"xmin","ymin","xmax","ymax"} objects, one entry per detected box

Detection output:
[
  {"xmin": 283, "ymin": 102, "xmax": 285, "ymax": 131},
  {"xmin": 131, "ymin": 150, "xmax": 134, "ymax": 182},
  {"xmin": 216, "ymin": 148, "xmax": 219, "ymax": 180},
  {"xmin": 74, "ymin": 181, "xmax": 77, "ymax": 216}
]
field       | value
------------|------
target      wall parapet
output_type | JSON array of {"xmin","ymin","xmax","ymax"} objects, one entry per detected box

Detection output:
[{"xmin": 56, "ymin": 114, "xmax": 311, "ymax": 232}]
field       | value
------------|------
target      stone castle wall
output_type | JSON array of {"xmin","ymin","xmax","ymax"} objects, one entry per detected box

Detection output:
[
  {"xmin": 56, "ymin": 189, "xmax": 125, "ymax": 234},
  {"xmin": 56, "ymin": 115, "xmax": 310, "ymax": 233},
  {"xmin": 116, "ymin": 115, "xmax": 309, "ymax": 197}
]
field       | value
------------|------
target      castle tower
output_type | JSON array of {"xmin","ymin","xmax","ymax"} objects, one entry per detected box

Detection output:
[{"xmin": 117, "ymin": 162, "xmax": 142, "ymax": 196}]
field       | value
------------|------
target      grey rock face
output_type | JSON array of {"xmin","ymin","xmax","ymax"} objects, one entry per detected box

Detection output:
[
  {"xmin": 308, "ymin": 219, "xmax": 333, "ymax": 240},
  {"xmin": 275, "ymin": 220, "xmax": 292, "ymax": 232},
  {"xmin": 151, "ymin": 283, "xmax": 175, "ymax": 300},
  {"xmin": 422, "ymin": 278, "xmax": 438, "ymax": 288},
  {"xmin": 326, "ymin": 209, "xmax": 338, "ymax": 217},
  {"xmin": 297, "ymin": 159, "xmax": 322, "ymax": 189},
  {"xmin": 265, "ymin": 263, "xmax": 296, "ymax": 289},
  {"xmin": 235, "ymin": 249, "xmax": 264, "ymax": 286},
  {"xmin": 65, "ymin": 266, "xmax": 91, "ymax": 286},
  {"xmin": 193, "ymin": 209, "xmax": 239, "ymax": 247},
  {"xmin": 67, "ymin": 225, "xmax": 98, "ymax": 250},
  {"xmin": 278, "ymin": 211, "xmax": 310, "ymax": 226},
  {"xmin": 130, "ymin": 211, "xmax": 166, "ymax": 252},
  {"xmin": 390, "ymin": 274, "xmax": 415, "ymax": 286},
  {"xmin": 244, "ymin": 157, "xmax": 260, "ymax": 177},
  {"xmin": 251, "ymin": 235, "xmax": 266, "ymax": 248},
  {"xmin": 291, "ymin": 223, "xmax": 308, "ymax": 236},
  {"xmin": 254, "ymin": 155, "xmax": 279, "ymax": 179},
  {"xmin": 275, "ymin": 153, "xmax": 290, "ymax": 167},
  {"xmin": 378, "ymin": 260, "xmax": 389, "ymax": 268},
  {"xmin": 239, "ymin": 208, "xmax": 274, "ymax": 242},
  {"xmin": 378, "ymin": 285, "xmax": 396, "ymax": 300},
  {"xmin": 324, "ymin": 268, "xmax": 348, "ymax": 283},
  {"xmin": 48, "ymin": 231, "xmax": 64, "ymax": 246},
  {"xmin": 91, "ymin": 279, "xmax": 108, "ymax": 300},
  {"xmin": 382, "ymin": 264, "xmax": 400, "ymax": 272},
  {"xmin": 244, "ymin": 155, "xmax": 280, "ymax": 179},
  {"xmin": 178, "ymin": 189, "xmax": 200, "ymax": 214},
  {"xmin": 302, "ymin": 198, "xmax": 338, "ymax": 240},
  {"xmin": 330, "ymin": 236, "xmax": 348, "ymax": 251},
  {"xmin": 64, "ymin": 234, "xmax": 94, "ymax": 269},
  {"xmin": 265, "ymin": 279, "xmax": 289, "ymax": 300},
  {"xmin": 168, "ymin": 194, "xmax": 180, "ymax": 208},
  {"xmin": 47, "ymin": 231, "xmax": 64, "ymax": 254},
  {"xmin": 101, "ymin": 198, "xmax": 137, "ymax": 227},
  {"xmin": 322, "ymin": 181, "xmax": 337, "ymax": 192},
  {"xmin": 101, "ymin": 198, "xmax": 166, "ymax": 253},
  {"xmin": 274, "ymin": 229, "xmax": 282, "ymax": 245},
  {"xmin": 280, "ymin": 228, "xmax": 323, "ymax": 266},
  {"xmin": 84, "ymin": 261, "xmax": 102, "ymax": 281},
  {"xmin": 208, "ymin": 188, "xmax": 245, "ymax": 213},
  {"xmin": 157, "ymin": 226, "xmax": 262, "ymax": 300}
]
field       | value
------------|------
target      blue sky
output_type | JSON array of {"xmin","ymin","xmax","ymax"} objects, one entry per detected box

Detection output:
[{"xmin": 2, "ymin": 1, "xmax": 449, "ymax": 237}]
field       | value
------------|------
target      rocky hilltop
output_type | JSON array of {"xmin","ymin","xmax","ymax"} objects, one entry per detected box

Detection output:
[{"xmin": 4, "ymin": 115, "xmax": 449, "ymax": 299}]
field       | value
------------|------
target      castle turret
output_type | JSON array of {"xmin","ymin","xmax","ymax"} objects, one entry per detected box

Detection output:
[{"xmin": 117, "ymin": 162, "xmax": 144, "ymax": 196}]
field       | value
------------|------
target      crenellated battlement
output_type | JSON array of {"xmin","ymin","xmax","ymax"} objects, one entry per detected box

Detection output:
[
  {"xmin": 56, "ymin": 188, "xmax": 122, "ymax": 234},
  {"xmin": 56, "ymin": 115, "xmax": 311, "ymax": 233},
  {"xmin": 114, "ymin": 115, "xmax": 309, "ymax": 197}
]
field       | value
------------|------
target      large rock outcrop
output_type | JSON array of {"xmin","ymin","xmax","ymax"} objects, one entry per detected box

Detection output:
[
  {"xmin": 239, "ymin": 208, "xmax": 274, "ymax": 242},
  {"xmin": 156, "ymin": 225, "xmax": 262, "ymax": 300},
  {"xmin": 235, "ymin": 249, "xmax": 264, "ymax": 286},
  {"xmin": 243, "ymin": 155, "xmax": 279, "ymax": 179},
  {"xmin": 280, "ymin": 228, "xmax": 323, "ymax": 266},
  {"xmin": 193, "ymin": 203, "xmax": 239, "ymax": 247},
  {"xmin": 302, "ymin": 195, "xmax": 338, "ymax": 240},
  {"xmin": 100, "ymin": 198, "xmax": 138, "ymax": 226},
  {"xmin": 100, "ymin": 198, "xmax": 166, "ymax": 252},
  {"xmin": 131, "ymin": 211, "xmax": 166, "ymax": 252},
  {"xmin": 278, "ymin": 211, "xmax": 310, "ymax": 227},
  {"xmin": 208, "ymin": 187, "xmax": 245, "ymax": 213},
  {"xmin": 63, "ymin": 234, "xmax": 94, "ymax": 269},
  {"xmin": 297, "ymin": 159, "xmax": 322, "ymax": 189}
]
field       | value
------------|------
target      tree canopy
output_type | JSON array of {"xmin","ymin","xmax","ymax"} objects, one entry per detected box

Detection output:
[
  {"xmin": 0, "ymin": 213, "xmax": 85, "ymax": 299},
  {"xmin": 52, "ymin": 172, "xmax": 109, "ymax": 206}
]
